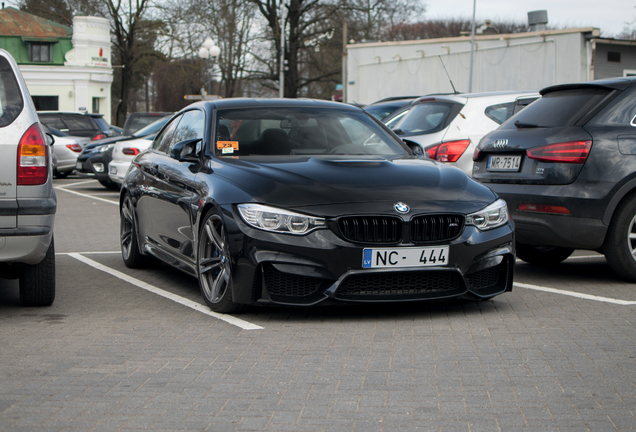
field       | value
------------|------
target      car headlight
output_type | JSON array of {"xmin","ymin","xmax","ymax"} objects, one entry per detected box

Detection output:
[
  {"xmin": 237, "ymin": 204, "xmax": 326, "ymax": 235},
  {"xmin": 466, "ymin": 199, "xmax": 509, "ymax": 230},
  {"xmin": 93, "ymin": 144, "xmax": 114, "ymax": 153}
]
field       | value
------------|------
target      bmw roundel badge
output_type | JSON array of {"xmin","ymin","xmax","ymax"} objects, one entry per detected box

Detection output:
[{"xmin": 394, "ymin": 202, "xmax": 410, "ymax": 214}]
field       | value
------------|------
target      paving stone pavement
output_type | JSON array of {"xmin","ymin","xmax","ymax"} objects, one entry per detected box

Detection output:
[{"xmin": 0, "ymin": 177, "xmax": 635, "ymax": 431}]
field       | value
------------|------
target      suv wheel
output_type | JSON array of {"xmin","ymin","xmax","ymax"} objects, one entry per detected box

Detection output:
[
  {"xmin": 604, "ymin": 194, "xmax": 636, "ymax": 282},
  {"xmin": 19, "ymin": 238, "xmax": 55, "ymax": 306},
  {"xmin": 516, "ymin": 243, "xmax": 574, "ymax": 266}
]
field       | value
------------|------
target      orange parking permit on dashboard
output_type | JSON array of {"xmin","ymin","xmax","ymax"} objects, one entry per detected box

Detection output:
[{"xmin": 217, "ymin": 141, "xmax": 239, "ymax": 155}]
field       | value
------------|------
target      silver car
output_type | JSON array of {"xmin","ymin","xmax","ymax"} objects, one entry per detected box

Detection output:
[
  {"xmin": 387, "ymin": 91, "xmax": 539, "ymax": 174},
  {"xmin": 0, "ymin": 49, "xmax": 56, "ymax": 306}
]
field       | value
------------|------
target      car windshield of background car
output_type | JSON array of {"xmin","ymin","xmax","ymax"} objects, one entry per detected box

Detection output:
[
  {"xmin": 502, "ymin": 88, "xmax": 613, "ymax": 129},
  {"xmin": 215, "ymin": 108, "xmax": 406, "ymax": 157},
  {"xmin": 132, "ymin": 116, "xmax": 171, "ymax": 138},
  {"xmin": 0, "ymin": 57, "xmax": 23, "ymax": 127},
  {"xmin": 391, "ymin": 101, "xmax": 460, "ymax": 135}
]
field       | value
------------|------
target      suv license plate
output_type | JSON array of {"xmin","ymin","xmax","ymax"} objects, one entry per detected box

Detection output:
[
  {"xmin": 363, "ymin": 247, "xmax": 449, "ymax": 269},
  {"xmin": 76, "ymin": 161, "xmax": 82, "ymax": 170},
  {"xmin": 487, "ymin": 155, "xmax": 521, "ymax": 172}
]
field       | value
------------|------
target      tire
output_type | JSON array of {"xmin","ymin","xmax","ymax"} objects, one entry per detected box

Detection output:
[
  {"xmin": 99, "ymin": 178, "xmax": 119, "ymax": 190},
  {"xmin": 120, "ymin": 193, "xmax": 156, "ymax": 268},
  {"xmin": 516, "ymin": 243, "xmax": 574, "ymax": 266},
  {"xmin": 197, "ymin": 210, "xmax": 243, "ymax": 313},
  {"xmin": 604, "ymin": 194, "xmax": 636, "ymax": 281},
  {"xmin": 54, "ymin": 169, "xmax": 71, "ymax": 179},
  {"xmin": 19, "ymin": 238, "xmax": 55, "ymax": 306}
]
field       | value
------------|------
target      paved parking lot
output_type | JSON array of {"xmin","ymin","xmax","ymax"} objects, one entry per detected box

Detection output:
[{"xmin": 1, "ymin": 176, "xmax": 635, "ymax": 431}]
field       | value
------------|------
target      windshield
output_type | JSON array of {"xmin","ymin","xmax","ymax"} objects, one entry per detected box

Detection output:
[
  {"xmin": 502, "ymin": 88, "xmax": 612, "ymax": 129},
  {"xmin": 391, "ymin": 101, "xmax": 462, "ymax": 136},
  {"xmin": 133, "ymin": 116, "xmax": 171, "ymax": 137},
  {"xmin": 215, "ymin": 107, "xmax": 407, "ymax": 157}
]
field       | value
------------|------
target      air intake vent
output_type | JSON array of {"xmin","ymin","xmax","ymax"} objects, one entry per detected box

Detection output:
[
  {"xmin": 410, "ymin": 214, "xmax": 464, "ymax": 243},
  {"xmin": 338, "ymin": 216, "xmax": 402, "ymax": 243}
]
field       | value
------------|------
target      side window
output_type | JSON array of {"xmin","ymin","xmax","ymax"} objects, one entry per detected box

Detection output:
[
  {"xmin": 485, "ymin": 102, "xmax": 514, "ymax": 124},
  {"xmin": 153, "ymin": 115, "xmax": 181, "ymax": 153},
  {"xmin": 0, "ymin": 55, "xmax": 23, "ymax": 127},
  {"xmin": 168, "ymin": 110, "xmax": 205, "ymax": 154}
]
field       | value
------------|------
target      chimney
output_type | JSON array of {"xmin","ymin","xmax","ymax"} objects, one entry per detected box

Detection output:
[{"xmin": 528, "ymin": 10, "xmax": 548, "ymax": 32}]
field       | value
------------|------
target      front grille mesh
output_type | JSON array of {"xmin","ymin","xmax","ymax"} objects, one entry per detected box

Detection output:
[
  {"xmin": 263, "ymin": 264, "xmax": 323, "ymax": 297},
  {"xmin": 338, "ymin": 216, "xmax": 402, "ymax": 243},
  {"xmin": 410, "ymin": 214, "xmax": 464, "ymax": 242},
  {"xmin": 335, "ymin": 271, "xmax": 462, "ymax": 298}
]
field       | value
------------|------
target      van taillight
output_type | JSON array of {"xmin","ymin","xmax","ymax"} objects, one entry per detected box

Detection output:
[
  {"xmin": 526, "ymin": 140, "xmax": 592, "ymax": 164},
  {"xmin": 425, "ymin": 140, "xmax": 471, "ymax": 162},
  {"xmin": 17, "ymin": 123, "xmax": 48, "ymax": 185}
]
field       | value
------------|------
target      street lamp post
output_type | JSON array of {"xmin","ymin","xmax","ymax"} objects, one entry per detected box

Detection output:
[{"xmin": 198, "ymin": 37, "xmax": 221, "ymax": 98}]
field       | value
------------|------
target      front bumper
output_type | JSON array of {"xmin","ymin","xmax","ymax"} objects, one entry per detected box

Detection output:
[
  {"xmin": 224, "ymin": 206, "xmax": 515, "ymax": 306},
  {"xmin": 76, "ymin": 152, "xmax": 112, "ymax": 182}
]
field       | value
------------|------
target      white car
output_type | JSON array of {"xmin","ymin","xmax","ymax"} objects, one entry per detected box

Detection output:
[
  {"xmin": 43, "ymin": 126, "xmax": 90, "ymax": 178},
  {"xmin": 108, "ymin": 134, "xmax": 155, "ymax": 184},
  {"xmin": 386, "ymin": 91, "xmax": 539, "ymax": 174}
]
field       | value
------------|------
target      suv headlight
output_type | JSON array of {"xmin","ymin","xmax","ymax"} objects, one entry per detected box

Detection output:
[
  {"xmin": 466, "ymin": 199, "xmax": 509, "ymax": 230},
  {"xmin": 238, "ymin": 204, "xmax": 326, "ymax": 235}
]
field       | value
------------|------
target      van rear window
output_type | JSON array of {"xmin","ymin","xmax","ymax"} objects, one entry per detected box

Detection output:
[
  {"xmin": 0, "ymin": 56, "xmax": 24, "ymax": 127},
  {"xmin": 501, "ymin": 88, "xmax": 612, "ymax": 129}
]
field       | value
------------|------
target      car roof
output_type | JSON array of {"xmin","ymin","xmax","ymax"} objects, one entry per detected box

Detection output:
[
  {"xmin": 540, "ymin": 76, "xmax": 636, "ymax": 95},
  {"xmin": 192, "ymin": 98, "xmax": 363, "ymax": 112},
  {"xmin": 38, "ymin": 111, "xmax": 104, "ymax": 118},
  {"xmin": 412, "ymin": 91, "xmax": 538, "ymax": 105}
]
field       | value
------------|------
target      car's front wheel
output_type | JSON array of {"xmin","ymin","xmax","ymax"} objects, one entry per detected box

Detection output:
[
  {"xmin": 19, "ymin": 238, "xmax": 55, "ymax": 306},
  {"xmin": 516, "ymin": 243, "xmax": 574, "ymax": 266},
  {"xmin": 197, "ymin": 210, "xmax": 242, "ymax": 313},
  {"xmin": 604, "ymin": 194, "xmax": 636, "ymax": 282}
]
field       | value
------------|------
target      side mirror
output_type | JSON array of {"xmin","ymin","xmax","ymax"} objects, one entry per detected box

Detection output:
[
  {"xmin": 170, "ymin": 138, "xmax": 202, "ymax": 162},
  {"xmin": 403, "ymin": 139, "xmax": 424, "ymax": 157},
  {"xmin": 45, "ymin": 132, "xmax": 55, "ymax": 146}
]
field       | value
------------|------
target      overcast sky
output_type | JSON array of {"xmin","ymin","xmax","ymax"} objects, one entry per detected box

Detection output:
[{"xmin": 425, "ymin": 0, "xmax": 634, "ymax": 37}]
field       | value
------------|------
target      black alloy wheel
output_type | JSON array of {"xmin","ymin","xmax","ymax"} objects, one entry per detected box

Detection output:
[
  {"xmin": 604, "ymin": 193, "xmax": 636, "ymax": 282},
  {"xmin": 120, "ymin": 193, "xmax": 155, "ymax": 268},
  {"xmin": 197, "ymin": 210, "xmax": 242, "ymax": 313}
]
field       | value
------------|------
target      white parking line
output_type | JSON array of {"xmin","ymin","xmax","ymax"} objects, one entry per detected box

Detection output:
[
  {"xmin": 58, "ymin": 179, "xmax": 100, "ymax": 188},
  {"xmin": 514, "ymin": 282, "xmax": 636, "ymax": 305},
  {"xmin": 66, "ymin": 253, "xmax": 263, "ymax": 330},
  {"xmin": 55, "ymin": 185, "xmax": 119, "ymax": 205}
]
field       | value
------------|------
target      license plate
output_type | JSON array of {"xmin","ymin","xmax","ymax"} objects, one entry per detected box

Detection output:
[
  {"xmin": 109, "ymin": 166, "xmax": 117, "ymax": 174},
  {"xmin": 362, "ymin": 247, "xmax": 449, "ymax": 269},
  {"xmin": 487, "ymin": 155, "xmax": 521, "ymax": 172},
  {"xmin": 75, "ymin": 161, "xmax": 82, "ymax": 169}
]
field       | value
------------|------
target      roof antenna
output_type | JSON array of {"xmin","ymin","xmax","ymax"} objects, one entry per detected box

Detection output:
[{"xmin": 438, "ymin": 55, "xmax": 459, "ymax": 94}]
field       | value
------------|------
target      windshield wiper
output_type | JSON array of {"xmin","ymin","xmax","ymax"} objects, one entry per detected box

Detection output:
[{"xmin": 514, "ymin": 120, "xmax": 546, "ymax": 129}]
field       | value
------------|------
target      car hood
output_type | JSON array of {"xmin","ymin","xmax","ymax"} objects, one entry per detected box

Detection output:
[{"xmin": 214, "ymin": 155, "xmax": 497, "ymax": 215}]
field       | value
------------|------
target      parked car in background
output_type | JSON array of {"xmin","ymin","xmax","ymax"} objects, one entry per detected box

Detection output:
[
  {"xmin": 472, "ymin": 76, "xmax": 636, "ymax": 281},
  {"xmin": 38, "ymin": 111, "xmax": 119, "ymax": 141},
  {"xmin": 0, "ymin": 49, "xmax": 56, "ymax": 306},
  {"xmin": 75, "ymin": 115, "xmax": 172, "ymax": 189},
  {"xmin": 120, "ymin": 99, "xmax": 515, "ymax": 313},
  {"xmin": 43, "ymin": 125, "xmax": 90, "ymax": 178},
  {"xmin": 389, "ymin": 92, "xmax": 539, "ymax": 175},
  {"xmin": 108, "ymin": 134, "xmax": 156, "ymax": 185},
  {"xmin": 363, "ymin": 96, "xmax": 419, "ymax": 121}
]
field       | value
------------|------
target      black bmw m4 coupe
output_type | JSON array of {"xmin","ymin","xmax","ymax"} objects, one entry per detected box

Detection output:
[{"xmin": 119, "ymin": 98, "xmax": 515, "ymax": 313}]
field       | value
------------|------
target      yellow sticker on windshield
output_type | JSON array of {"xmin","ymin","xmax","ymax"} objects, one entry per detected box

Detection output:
[{"xmin": 217, "ymin": 141, "xmax": 239, "ymax": 153}]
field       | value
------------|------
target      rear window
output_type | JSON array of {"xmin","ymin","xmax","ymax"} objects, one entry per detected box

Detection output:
[
  {"xmin": 0, "ymin": 56, "xmax": 24, "ymax": 127},
  {"xmin": 502, "ymin": 88, "xmax": 612, "ymax": 129},
  {"xmin": 61, "ymin": 114, "xmax": 97, "ymax": 132},
  {"xmin": 391, "ymin": 101, "xmax": 462, "ymax": 136},
  {"xmin": 126, "ymin": 116, "xmax": 163, "ymax": 135}
]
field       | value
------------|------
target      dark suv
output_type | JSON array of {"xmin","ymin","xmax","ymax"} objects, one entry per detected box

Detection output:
[
  {"xmin": 473, "ymin": 77, "xmax": 636, "ymax": 281},
  {"xmin": 38, "ymin": 111, "xmax": 118, "ymax": 141}
]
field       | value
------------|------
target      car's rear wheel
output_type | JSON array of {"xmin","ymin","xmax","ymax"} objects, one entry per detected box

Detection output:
[
  {"xmin": 516, "ymin": 243, "xmax": 574, "ymax": 266},
  {"xmin": 197, "ymin": 210, "xmax": 242, "ymax": 313},
  {"xmin": 604, "ymin": 194, "xmax": 636, "ymax": 282},
  {"xmin": 54, "ymin": 169, "xmax": 71, "ymax": 179},
  {"xmin": 99, "ymin": 178, "xmax": 119, "ymax": 190},
  {"xmin": 19, "ymin": 238, "xmax": 55, "ymax": 306},
  {"xmin": 120, "ymin": 193, "xmax": 156, "ymax": 268}
]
